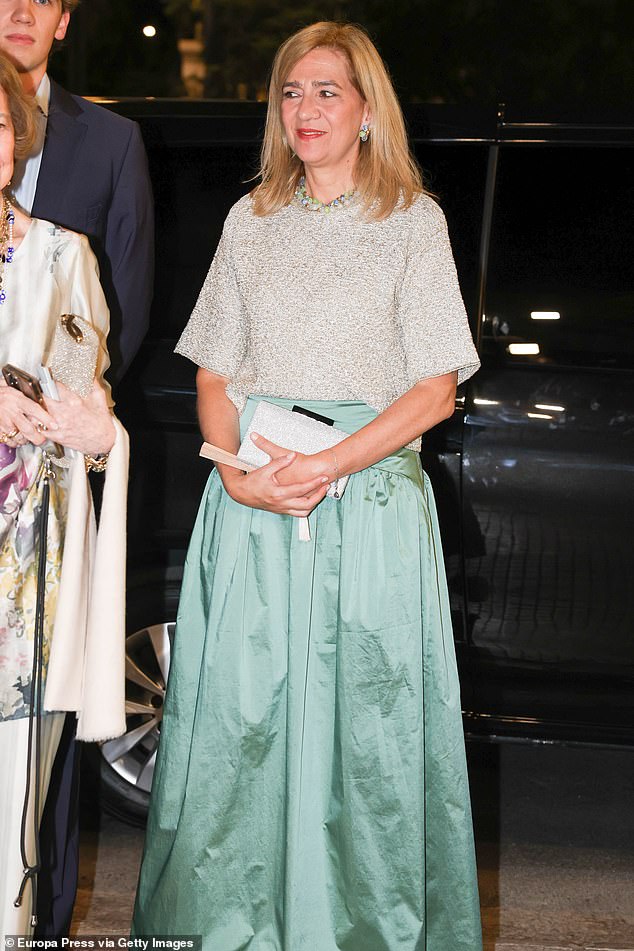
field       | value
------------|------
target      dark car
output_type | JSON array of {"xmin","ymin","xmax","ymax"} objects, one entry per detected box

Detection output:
[{"xmin": 86, "ymin": 99, "xmax": 634, "ymax": 824}]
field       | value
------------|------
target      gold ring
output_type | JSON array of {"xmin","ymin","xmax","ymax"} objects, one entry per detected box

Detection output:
[
  {"xmin": 0, "ymin": 427, "xmax": 19, "ymax": 443},
  {"xmin": 36, "ymin": 422, "xmax": 47, "ymax": 432}
]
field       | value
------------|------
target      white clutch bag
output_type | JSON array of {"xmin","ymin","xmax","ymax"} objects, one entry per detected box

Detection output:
[
  {"xmin": 238, "ymin": 401, "xmax": 349, "ymax": 500},
  {"xmin": 199, "ymin": 401, "xmax": 350, "ymax": 542}
]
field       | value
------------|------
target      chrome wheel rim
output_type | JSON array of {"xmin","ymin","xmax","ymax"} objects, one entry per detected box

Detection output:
[{"xmin": 99, "ymin": 622, "xmax": 173, "ymax": 794}]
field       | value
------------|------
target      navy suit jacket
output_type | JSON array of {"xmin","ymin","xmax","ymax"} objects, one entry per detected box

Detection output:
[{"xmin": 31, "ymin": 79, "xmax": 154, "ymax": 383}]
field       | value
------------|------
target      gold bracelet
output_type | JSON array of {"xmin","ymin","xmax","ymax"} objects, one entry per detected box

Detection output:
[
  {"xmin": 329, "ymin": 448, "xmax": 343, "ymax": 498},
  {"xmin": 84, "ymin": 453, "xmax": 109, "ymax": 473}
]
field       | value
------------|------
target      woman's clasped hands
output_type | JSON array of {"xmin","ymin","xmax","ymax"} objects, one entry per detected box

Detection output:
[
  {"xmin": 220, "ymin": 432, "xmax": 333, "ymax": 518},
  {"xmin": 0, "ymin": 378, "xmax": 115, "ymax": 455}
]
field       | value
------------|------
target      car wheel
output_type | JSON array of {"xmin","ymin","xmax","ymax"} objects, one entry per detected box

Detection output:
[{"xmin": 84, "ymin": 584, "xmax": 178, "ymax": 826}]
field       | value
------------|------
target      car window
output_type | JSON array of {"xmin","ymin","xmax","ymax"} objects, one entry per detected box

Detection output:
[
  {"xmin": 414, "ymin": 143, "xmax": 488, "ymax": 331},
  {"xmin": 148, "ymin": 142, "xmax": 259, "ymax": 339},
  {"xmin": 484, "ymin": 146, "xmax": 634, "ymax": 369}
]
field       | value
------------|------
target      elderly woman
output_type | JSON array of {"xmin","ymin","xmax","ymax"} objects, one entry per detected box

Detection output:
[
  {"xmin": 134, "ymin": 21, "xmax": 481, "ymax": 951},
  {"xmin": 0, "ymin": 53, "xmax": 127, "ymax": 937}
]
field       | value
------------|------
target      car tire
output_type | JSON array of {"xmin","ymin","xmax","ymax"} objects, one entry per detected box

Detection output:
[{"xmin": 84, "ymin": 579, "xmax": 180, "ymax": 826}]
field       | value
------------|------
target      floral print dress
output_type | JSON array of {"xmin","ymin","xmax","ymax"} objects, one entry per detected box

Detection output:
[{"xmin": 0, "ymin": 442, "xmax": 68, "ymax": 722}]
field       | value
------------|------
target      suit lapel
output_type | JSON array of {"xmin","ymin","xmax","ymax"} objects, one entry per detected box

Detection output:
[{"xmin": 31, "ymin": 80, "xmax": 87, "ymax": 223}]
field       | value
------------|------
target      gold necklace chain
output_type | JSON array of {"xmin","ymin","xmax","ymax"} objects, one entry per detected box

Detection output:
[{"xmin": 0, "ymin": 193, "xmax": 15, "ymax": 305}]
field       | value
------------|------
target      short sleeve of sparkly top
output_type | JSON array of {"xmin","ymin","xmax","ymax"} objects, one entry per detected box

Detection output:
[
  {"xmin": 397, "ymin": 199, "xmax": 479, "ymax": 386},
  {"xmin": 174, "ymin": 208, "xmax": 246, "ymax": 377}
]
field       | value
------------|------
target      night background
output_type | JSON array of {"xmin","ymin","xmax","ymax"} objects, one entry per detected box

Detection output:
[
  {"xmin": 50, "ymin": 0, "xmax": 634, "ymax": 110},
  {"xmin": 31, "ymin": 1, "xmax": 634, "ymax": 946}
]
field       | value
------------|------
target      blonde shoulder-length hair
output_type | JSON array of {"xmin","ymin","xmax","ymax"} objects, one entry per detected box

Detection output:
[
  {"xmin": 0, "ymin": 52, "xmax": 37, "ymax": 160},
  {"xmin": 251, "ymin": 21, "xmax": 426, "ymax": 221}
]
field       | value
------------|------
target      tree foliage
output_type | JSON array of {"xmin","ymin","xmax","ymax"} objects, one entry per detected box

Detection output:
[
  {"xmin": 161, "ymin": 0, "xmax": 634, "ymax": 106},
  {"xmin": 52, "ymin": 0, "xmax": 634, "ymax": 106},
  {"xmin": 163, "ymin": 0, "xmax": 358, "ymax": 97}
]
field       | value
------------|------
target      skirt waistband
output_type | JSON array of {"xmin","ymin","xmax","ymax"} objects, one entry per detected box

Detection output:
[{"xmin": 241, "ymin": 396, "xmax": 423, "ymax": 488}]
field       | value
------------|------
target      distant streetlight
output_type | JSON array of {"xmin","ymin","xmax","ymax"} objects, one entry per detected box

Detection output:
[{"xmin": 142, "ymin": 25, "xmax": 157, "ymax": 38}]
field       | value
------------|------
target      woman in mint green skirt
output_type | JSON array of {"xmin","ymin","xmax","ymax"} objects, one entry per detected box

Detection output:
[{"xmin": 133, "ymin": 21, "xmax": 482, "ymax": 951}]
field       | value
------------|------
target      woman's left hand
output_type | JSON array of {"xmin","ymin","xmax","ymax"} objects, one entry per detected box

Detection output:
[
  {"xmin": 250, "ymin": 433, "xmax": 333, "ymax": 489},
  {"xmin": 44, "ymin": 381, "xmax": 116, "ymax": 456}
]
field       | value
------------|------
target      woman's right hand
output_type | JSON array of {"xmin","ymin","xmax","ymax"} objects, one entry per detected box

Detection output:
[
  {"xmin": 219, "ymin": 452, "xmax": 330, "ymax": 516},
  {"xmin": 0, "ymin": 381, "xmax": 58, "ymax": 448},
  {"xmin": 46, "ymin": 381, "xmax": 115, "ymax": 456}
]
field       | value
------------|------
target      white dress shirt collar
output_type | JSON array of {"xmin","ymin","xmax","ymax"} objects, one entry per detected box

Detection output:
[
  {"xmin": 11, "ymin": 73, "xmax": 50, "ymax": 215},
  {"xmin": 34, "ymin": 72, "xmax": 51, "ymax": 118}
]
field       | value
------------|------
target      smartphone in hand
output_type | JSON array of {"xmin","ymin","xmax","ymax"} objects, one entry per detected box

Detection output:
[{"xmin": 2, "ymin": 364, "xmax": 64, "ymax": 457}]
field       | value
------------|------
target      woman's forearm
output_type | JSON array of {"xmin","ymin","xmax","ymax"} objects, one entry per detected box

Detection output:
[
  {"xmin": 331, "ymin": 372, "xmax": 457, "ymax": 477},
  {"xmin": 195, "ymin": 368, "xmax": 242, "ymax": 485},
  {"xmin": 196, "ymin": 368, "xmax": 240, "ymax": 448},
  {"xmin": 272, "ymin": 372, "xmax": 458, "ymax": 487}
]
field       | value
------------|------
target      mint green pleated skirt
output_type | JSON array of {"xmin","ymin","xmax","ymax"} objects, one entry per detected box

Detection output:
[{"xmin": 132, "ymin": 398, "xmax": 482, "ymax": 951}]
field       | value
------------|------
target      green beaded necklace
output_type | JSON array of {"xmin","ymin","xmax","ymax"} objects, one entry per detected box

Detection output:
[{"xmin": 294, "ymin": 177, "xmax": 356, "ymax": 213}]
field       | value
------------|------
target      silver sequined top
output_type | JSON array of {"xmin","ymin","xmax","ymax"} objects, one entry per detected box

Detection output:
[{"xmin": 176, "ymin": 192, "xmax": 479, "ymax": 450}]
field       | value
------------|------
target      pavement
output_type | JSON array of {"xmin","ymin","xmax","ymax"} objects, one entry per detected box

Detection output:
[{"xmin": 71, "ymin": 740, "xmax": 634, "ymax": 950}]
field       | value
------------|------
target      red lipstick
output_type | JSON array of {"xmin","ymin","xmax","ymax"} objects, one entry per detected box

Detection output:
[{"xmin": 296, "ymin": 128, "xmax": 326, "ymax": 141}]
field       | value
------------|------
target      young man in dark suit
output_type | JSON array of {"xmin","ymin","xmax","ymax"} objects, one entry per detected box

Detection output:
[
  {"xmin": 0, "ymin": 0, "xmax": 154, "ymax": 935},
  {"xmin": 2, "ymin": 0, "xmax": 154, "ymax": 381}
]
